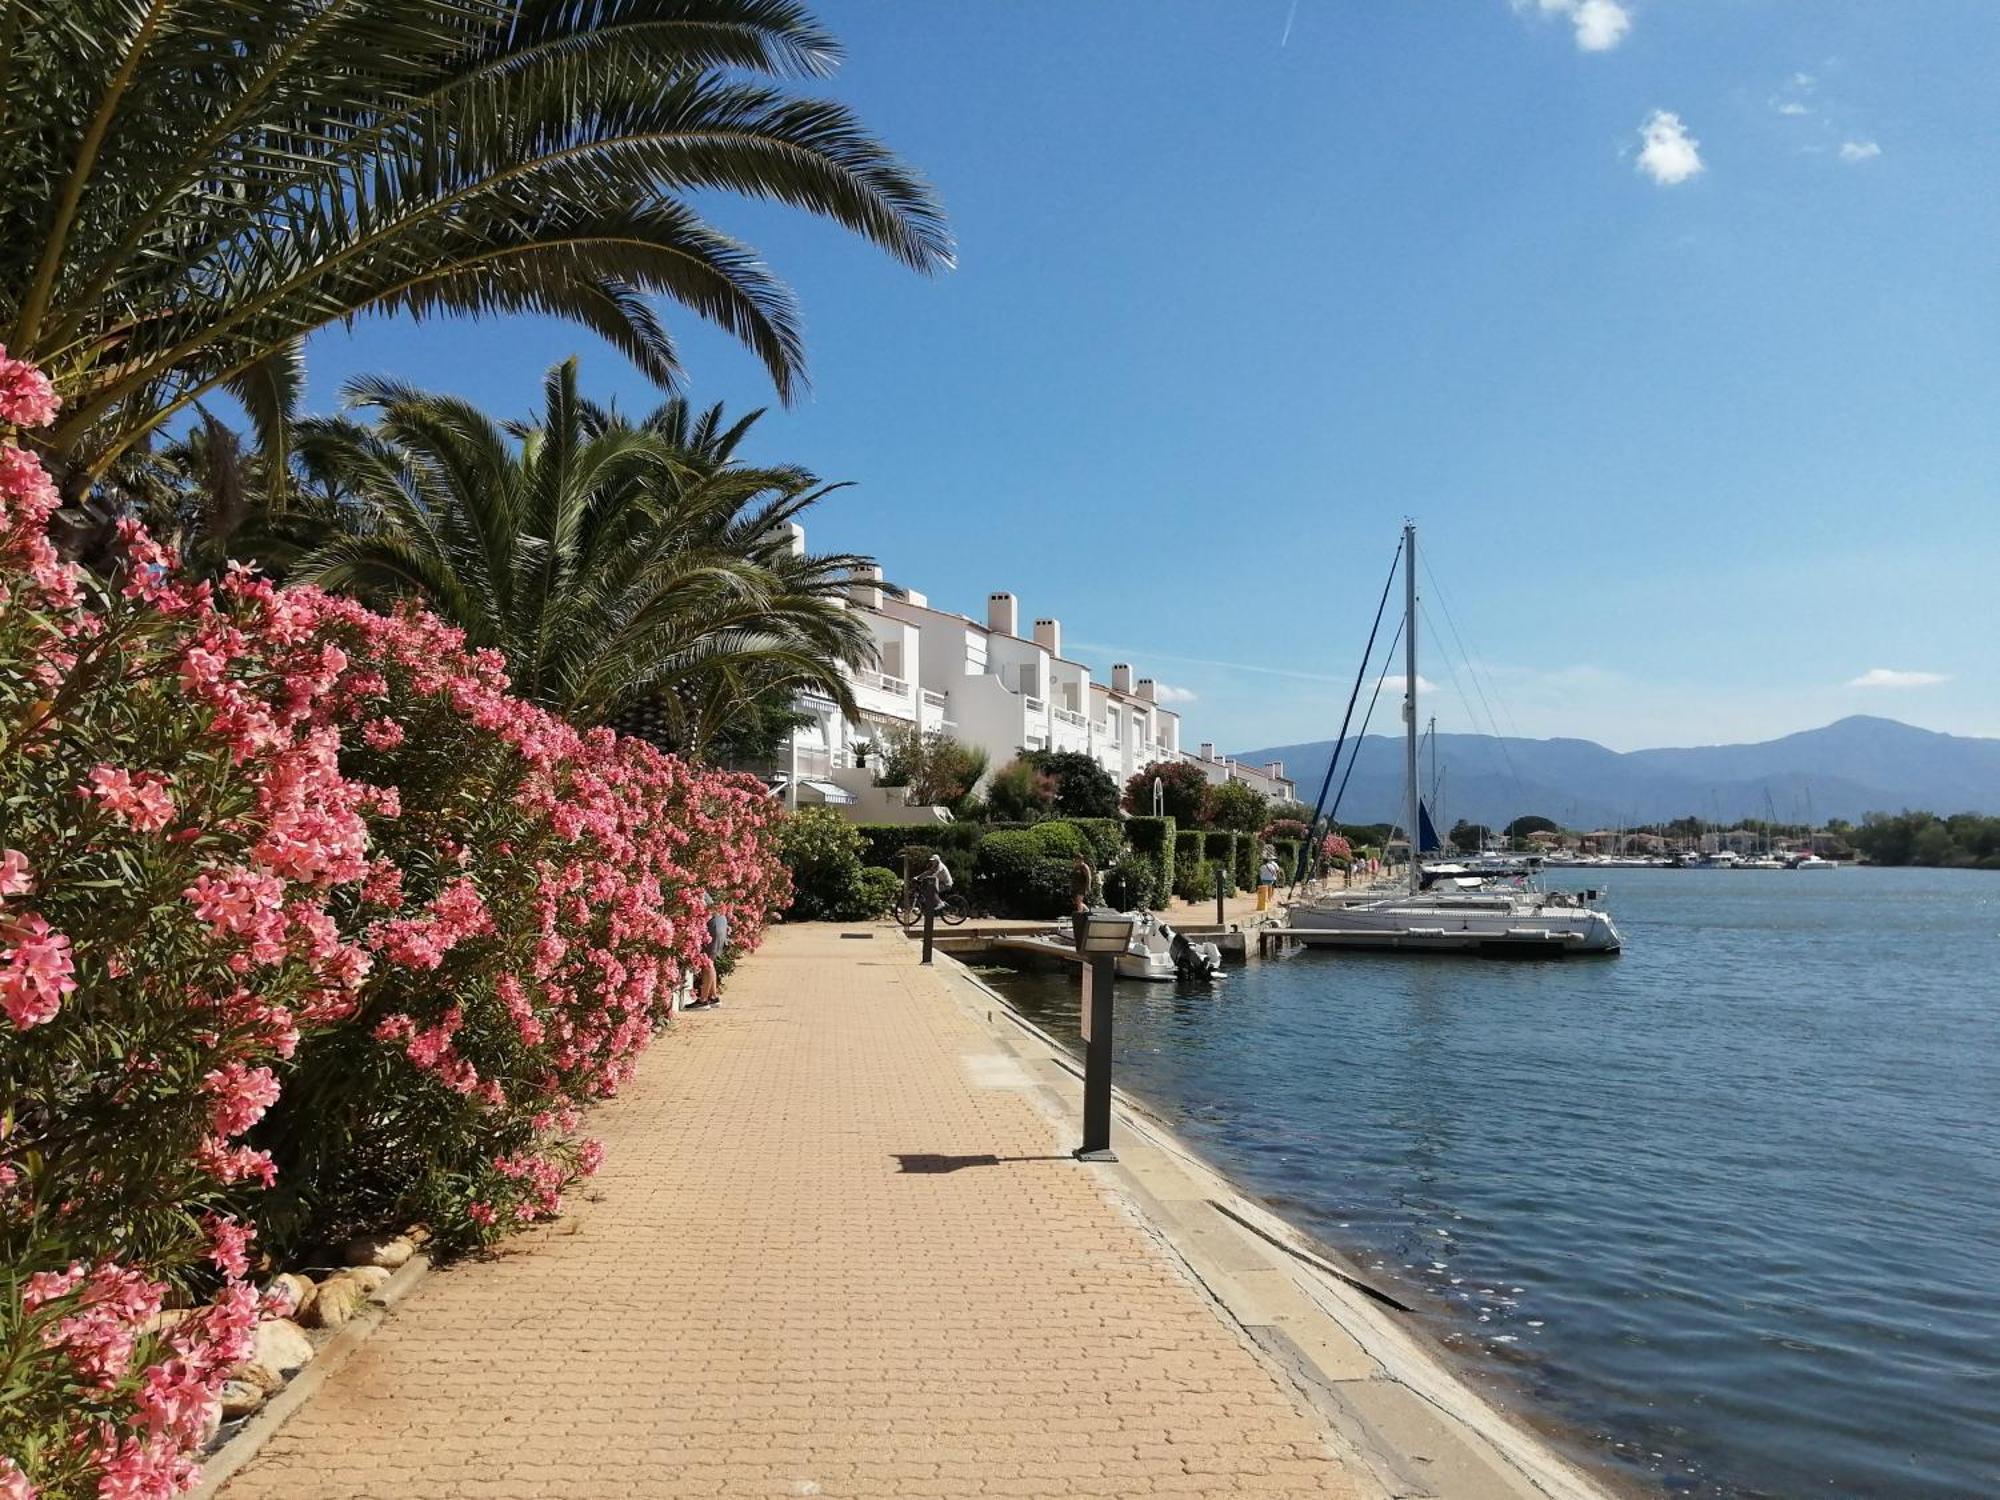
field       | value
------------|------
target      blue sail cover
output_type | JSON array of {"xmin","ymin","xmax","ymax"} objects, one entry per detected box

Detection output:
[{"xmin": 1417, "ymin": 800, "xmax": 1442, "ymax": 854}]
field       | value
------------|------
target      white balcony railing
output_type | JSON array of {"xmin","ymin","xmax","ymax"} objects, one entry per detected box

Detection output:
[
  {"xmin": 1024, "ymin": 696, "xmax": 1046, "ymax": 713},
  {"xmin": 1092, "ymin": 720, "xmax": 1110, "ymax": 736},
  {"xmin": 1053, "ymin": 707, "xmax": 1087, "ymax": 728},
  {"xmin": 790, "ymin": 744, "xmax": 831, "ymax": 778},
  {"xmin": 876, "ymin": 672, "xmax": 910, "ymax": 695},
  {"xmin": 921, "ymin": 688, "xmax": 949, "ymax": 709}
]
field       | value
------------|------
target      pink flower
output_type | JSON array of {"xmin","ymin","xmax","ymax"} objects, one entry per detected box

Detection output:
[
  {"xmin": 1, "ymin": 915, "xmax": 74, "ymax": 1029},
  {"xmin": 467, "ymin": 1202, "xmax": 497, "ymax": 1227},
  {"xmin": 0, "ymin": 1455, "xmax": 34, "ymax": 1500},
  {"xmin": 91, "ymin": 1435, "xmax": 197, "ymax": 1500},
  {"xmin": 202, "ymin": 1214, "xmax": 255, "ymax": 1279},
  {"xmin": 79, "ymin": 765, "xmax": 176, "ymax": 833},
  {"xmin": 0, "ymin": 849, "xmax": 29, "ymax": 899},
  {"xmin": 0, "ymin": 347, "xmax": 59, "ymax": 428},
  {"xmin": 199, "ymin": 1061, "xmax": 280, "ymax": 1137},
  {"xmin": 360, "ymin": 716, "xmax": 405, "ymax": 750}
]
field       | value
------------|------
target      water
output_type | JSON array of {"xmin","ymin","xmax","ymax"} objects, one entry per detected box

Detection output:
[{"xmin": 984, "ymin": 868, "xmax": 2000, "ymax": 1499}]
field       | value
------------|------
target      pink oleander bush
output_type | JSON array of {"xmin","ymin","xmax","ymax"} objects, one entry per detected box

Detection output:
[{"xmin": 0, "ymin": 351, "xmax": 785, "ymax": 1500}]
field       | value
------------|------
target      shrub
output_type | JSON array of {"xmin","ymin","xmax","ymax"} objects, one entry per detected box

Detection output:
[
  {"xmin": 1173, "ymin": 829, "xmax": 1205, "ymax": 890},
  {"xmin": 1067, "ymin": 817, "xmax": 1127, "ymax": 866},
  {"xmin": 1263, "ymin": 818, "xmax": 1311, "ymax": 844},
  {"xmin": 1125, "ymin": 815, "xmax": 1176, "ymax": 899},
  {"xmin": 852, "ymin": 823, "xmax": 982, "ymax": 894},
  {"xmin": 0, "ymin": 352, "xmax": 789, "ymax": 1500},
  {"xmin": 853, "ymin": 866, "xmax": 903, "ymax": 918},
  {"xmin": 778, "ymin": 807, "xmax": 867, "ymax": 921},
  {"xmin": 1123, "ymin": 759, "xmax": 1209, "ymax": 824},
  {"xmin": 1022, "ymin": 749, "xmax": 1121, "ymax": 819},
  {"xmin": 1172, "ymin": 857, "xmax": 1215, "ymax": 904},
  {"xmin": 1272, "ymin": 839, "xmax": 1302, "ymax": 882},
  {"xmin": 974, "ymin": 823, "xmax": 1087, "ymax": 918},
  {"xmin": 1203, "ymin": 832, "xmax": 1239, "ymax": 895},
  {"xmin": 1232, "ymin": 832, "xmax": 1257, "ymax": 892},
  {"xmin": 875, "ymin": 726, "xmax": 987, "ymax": 814},
  {"xmin": 1206, "ymin": 780, "xmax": 1268, "ymax": 834},
  {"xmin": 985, "ymin": 756, "xmax": 1056, "ymax": 823},
  {"xmin": 1101, "ymin": 847, "xmax": 1159, "ymax": 912}
]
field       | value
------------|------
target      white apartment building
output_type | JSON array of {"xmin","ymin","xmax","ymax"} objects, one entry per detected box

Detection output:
[{"xmin": 771, "ymin": 531, "xmax": 1294, "ymax": 817}]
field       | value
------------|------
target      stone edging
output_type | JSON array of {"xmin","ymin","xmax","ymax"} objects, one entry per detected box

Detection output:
[{"xmin": 188, "ymin": 1251, "xmax": 434, "ymax": 1500}]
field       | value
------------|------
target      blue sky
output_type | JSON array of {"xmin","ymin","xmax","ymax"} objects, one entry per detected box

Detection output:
[{"xmin": 301, "ymin": 1, "xmax": 2000, "ymax": 753}]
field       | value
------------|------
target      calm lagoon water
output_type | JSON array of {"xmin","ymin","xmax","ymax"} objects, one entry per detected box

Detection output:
[{"xmin": 983, "ymin": 867, "xmax": 2000, "ymax": 1499}]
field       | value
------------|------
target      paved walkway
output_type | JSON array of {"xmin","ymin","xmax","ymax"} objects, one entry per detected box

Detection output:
[{"xmin": 219, "ymin": 925, "xmax": 1367, "ymax": 1499}]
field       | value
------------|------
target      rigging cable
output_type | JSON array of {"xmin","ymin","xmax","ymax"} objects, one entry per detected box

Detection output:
[
  {"xmin": 1328, "ymin": 616, "xmax": 1404, "ymax": 828},
  {"xmin": 1290, "ymin": 538, "xmax": 1403, "ymax": 890}
]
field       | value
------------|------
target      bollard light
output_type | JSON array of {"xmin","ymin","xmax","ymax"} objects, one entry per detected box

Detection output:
[
  {"xmin": 1074, "ymin": 909, "xmax": 1132, "ymax": 1163},
  {"xmin": 1077, "ymin": 908, "xmax": 1136, "ymax": 955}
]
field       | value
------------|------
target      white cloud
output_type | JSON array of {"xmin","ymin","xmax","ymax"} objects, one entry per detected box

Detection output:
[
  {"xmin": 1793, "ymin": 72, "xmax": 1817, "ymax": 89},
  {"xmin": 1521, "ymin": 0, "xmax": 1633, "ymax": 51},
  {"xmin": 1636, "ymin": 110, "xmax": 1704, "ymax": 186},
  {"xmin": 1152, "ymin": 682, "xmax": 1198, "ymax": 704},
  {"xmin": 1848, "ymin": 668, "xmax": 1949, "ymax": 689},
  {"xmin": 1839, "ymin": 139, "xmax": 1882, "ymax": 163},
  {"xmin": 1773, "ymin": 100, "xmax": 1811, "ymax": 117}
]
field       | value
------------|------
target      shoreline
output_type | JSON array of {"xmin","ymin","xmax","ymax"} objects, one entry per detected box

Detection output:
[{"xmin": 928, "ymin": 943, "xmax": 1635, "ymax": 1500}]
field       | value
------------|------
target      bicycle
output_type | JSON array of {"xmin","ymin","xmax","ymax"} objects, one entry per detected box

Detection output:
[{"xmin": 893, "ymin": 884, "xmax": 970, "ymax": 927}]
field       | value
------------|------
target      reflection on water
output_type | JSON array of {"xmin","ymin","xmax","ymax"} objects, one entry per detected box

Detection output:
[{"xmin": 985, "ymin": 868, "xmax": 2000, "ymax": 1499}]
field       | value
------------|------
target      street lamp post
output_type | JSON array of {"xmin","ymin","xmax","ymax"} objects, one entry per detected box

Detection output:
[{"xmin": 1073, "ymin": 909, "xmax": 1134, "ymax": 1162}]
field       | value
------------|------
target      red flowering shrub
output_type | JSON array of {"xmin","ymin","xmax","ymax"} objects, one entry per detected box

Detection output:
[{"xmin": 0, "ymin": 352, "xmax": 785, "ymax": 1498}]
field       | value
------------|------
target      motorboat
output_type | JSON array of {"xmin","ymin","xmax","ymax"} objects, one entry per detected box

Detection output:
[
  {"xmin": 1785, "ymin": 853, "xmax": 1836, "ymax": 869},
  {"xmin": 1275, "ymin": 523, "xmax": 1622, "ymax": 958},
  {"xmin": 1023, "ymin": 911, "xmax": 1224, "ymax": 982}
]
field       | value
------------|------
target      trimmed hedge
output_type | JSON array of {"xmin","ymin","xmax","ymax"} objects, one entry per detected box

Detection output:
[
  {"xmin": 1068, "ymin": 817, "xmax": 1127, "ymax": 865},
  {"xmin": 1172, "ymin": 857, "xmax": 1215, "ymax": 904},
  {"xmin": 1202, "ymin": 831, "xmax": 1238, "ymax": 895},
  {"xmin": 974, "ymin": 822, "xmax": 1088, "ymax": 918},
  {"xmin": 1272, "ymin": 839, "xmax": 1302, "ymax": 883},
  {"xmin": 1232, "ymin": 833, "xmax": 1257, "ymax": 892},
  {"xmin": 1174, "ymin": 829, "xmax": 1205, "ymax": 883},
  {"xmin": 853, "ymin": 822, "xmax": 983, "ymax": 894},
  {"xmin": 1126, "ymin": 816, "xmax": 1175, "ymax": 901}
]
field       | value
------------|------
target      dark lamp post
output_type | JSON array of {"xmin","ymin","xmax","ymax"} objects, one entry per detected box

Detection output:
[{"xmin": 1074, "ymin": 909, "xmax": 1133, "ymax": 1162}]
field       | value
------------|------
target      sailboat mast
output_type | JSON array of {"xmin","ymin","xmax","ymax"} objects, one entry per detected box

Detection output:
[{"xmin": 1404, "ymin": 521, "xmax": 1420, "ymax": 896}]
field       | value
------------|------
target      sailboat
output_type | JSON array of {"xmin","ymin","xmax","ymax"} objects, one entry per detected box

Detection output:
[{"xmin": 1278, "ymin": 523, "xmax": 1623, "ymax": 956}]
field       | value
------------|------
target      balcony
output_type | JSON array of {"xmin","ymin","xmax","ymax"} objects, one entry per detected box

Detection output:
[
  {"xmin": 922, "ymin": 688, "xmax": 949, "ymax": 709},
  {"xmin": 1024, "ymin": 695, "xmax": 1046, "ymax": 713},
  {"xmin": 876, "ymin": 672, "xmax": 910, "ymax": 695},
  {"xmin": 789, "ymin": 744, "xmax": 832, "ymax": 778},
  {"xmin": 1053, "ymin": 706, "xmax": 1088, "ymax": 729}
]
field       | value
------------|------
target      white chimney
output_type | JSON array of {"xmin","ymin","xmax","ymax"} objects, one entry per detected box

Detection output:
[
  {"xmin": 1032, "ymin": 617, "xmax": 1061, "ymax": 657},
  {"xmin": 1266, "ymin": 761, "xmax": 1285, "ymax": 780},
  {"xmin": 1199, "ymin": 742, "xmax": 1216, "ymax": 761},
  {"xmin": 847, "ymin": 563, "xmax": 883, "ymax": 610},
  {"xmin": 903, "ymin": 589, "xmax": 927, "ymax": 608},
  {"xmin": 785, "ymin": 522, "xmax": 806, "ymax": 557},
  {"xmin": 1111, "ymin": 663, "xmax": 1133, "ymax": 694},
  {"xmin": 1136, "ymin": 677, "xmax": 1158, "ymax": 702},
  {"xmin": 987, "ymin": 592, "xmax": 1018, "ymax": 636}
]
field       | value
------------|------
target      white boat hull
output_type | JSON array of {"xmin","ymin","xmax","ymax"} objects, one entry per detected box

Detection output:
[{"xmin": 1279, "ymin": 897, "xmax": 1621, "ymax": 955}]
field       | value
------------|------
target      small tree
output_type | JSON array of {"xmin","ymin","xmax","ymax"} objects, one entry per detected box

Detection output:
[
  {"xmin": 1024, "ymin": 749, "xmax": 1122, "ymax": 819},
  {"xmin": 1449, "ymin": 819, "xmax": 1493, "ymax": 853},
  {"xmin": 986, "ymin": 757, "xmax": 1058, "ymax": 823},
  {"xmin": 1206, "ymin": 780, "xmax": 1268, "ymax": 834},
  {"xmin": 1124, "ymin": 760, "xmax": 1209, "ymax": 825},
  {"xmin": 877, "ymin": 727, "xmax": 988, "ymax": 815},
  {"xmin": 1503, "ymin": 814, "xmax": 1560, "ymax": 849},
  {"xmin": 1263, "ymin": 817, "xmax": 1311, "ymax": 843}
]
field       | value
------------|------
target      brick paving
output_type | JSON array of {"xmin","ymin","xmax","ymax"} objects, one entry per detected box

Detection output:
[{"xmin": 220, "ymin": 924, "xmax": 1366, "ymax": 1499}]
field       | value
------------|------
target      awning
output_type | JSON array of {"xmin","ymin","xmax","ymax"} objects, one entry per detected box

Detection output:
[{"xmin": 770, "ymin": 775, "xmax": 857, "ymax": 806}]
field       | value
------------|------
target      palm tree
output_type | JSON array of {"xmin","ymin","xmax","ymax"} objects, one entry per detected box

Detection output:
[
  {"xmin": 285, "ymin": 359, "xmax": 878, "ymax": 753},
  {"xmin": 0, "ymin": 0, "xmax": 949, "ymax": 486}
]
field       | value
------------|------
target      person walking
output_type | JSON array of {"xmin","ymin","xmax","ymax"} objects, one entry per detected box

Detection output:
[
  {"xmin": 1069, "ymin": 853, "xmax": 1096, "ymax": 949},
  {"xmin": 1256, "ymin": 853, "xmax": 1282, "ymax": 912}
]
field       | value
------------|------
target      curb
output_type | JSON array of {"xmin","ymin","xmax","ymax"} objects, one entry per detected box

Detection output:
[{"xmin": 189, "ymin": 1252, "xmax": 434, "ymax": 1500}]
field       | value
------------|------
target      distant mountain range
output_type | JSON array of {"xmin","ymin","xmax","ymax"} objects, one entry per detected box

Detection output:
[{"xmin": 1233, "ymin": 716, "xmax": 2000, "ymax": 830}]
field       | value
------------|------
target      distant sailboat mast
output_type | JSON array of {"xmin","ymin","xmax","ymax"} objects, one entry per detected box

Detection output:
[{"xmin": 1404, "ymin": 521, "xmax": 1421, "ymax": 897}]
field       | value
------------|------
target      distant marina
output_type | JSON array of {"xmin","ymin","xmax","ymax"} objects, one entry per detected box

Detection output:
[{"xmin": 983, "ymin": 865, "xmax": 2000, "ymax": 1498}]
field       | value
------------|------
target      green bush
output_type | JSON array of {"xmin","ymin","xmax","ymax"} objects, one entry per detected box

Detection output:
[
  {"xmin": 1023, "ymin": 749, "xmax": 1122, "ymax": 819},
  {"xmin": 1173, "ymin": 857, "xmax": 1215, "ymax": 904},
  {"xmin": 853, "ymin": 823, "xmax": 982, "ymax": 894},
  {"xmin": 1068, "ymin": 816, "xmax": 1127, "ymax": 865},
  {"xmin": 1203, "ymin": 831, "xmax": 1239, "ymax": 895},
  {"xmin": 1102, "ymin": 846, "xmax": 1159, "ymax": 912},
  {"xmin": 1173, "ymin": 829, "xmax": 1204, "ymax": 891},
  {"xmin": 1126, "ymin": 815, "xmax": 1175, "ymax": 899},
  {"xmin": 1232, "ymin": 832, "xmax": 1257, "ymax": 892},
  {"xmin": 1272, "ymin": 839, "xmax": 1301, "ymax": 883},
  {"xmin": 974, "ymin": 823, "xmax": 1088, "ymax": 917},
  {"xmin": 986, "ymin": 755, "xmax": 1057, "ymax": 822},
  {"xmin": 778, "ymin": 806, "xmax": 867, "ymax": 920},
  {"xmin": 1206, "ymin": 779, "xmax": 1268, "ymax": 833},
  {"xmin": 853, "ymin": 865, "xmax": 904, "ymax": 918}
]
